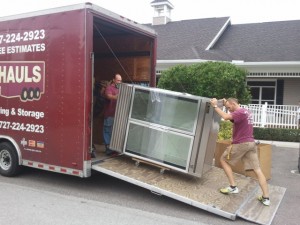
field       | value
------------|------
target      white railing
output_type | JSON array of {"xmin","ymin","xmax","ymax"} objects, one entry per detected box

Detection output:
[{"xmin": 241, "ymin": 103, "xmax": 300, "ymax": 129}]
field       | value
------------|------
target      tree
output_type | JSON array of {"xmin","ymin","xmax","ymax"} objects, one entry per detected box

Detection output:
[{"xmin": 157, "ymin": 61, "xmax": 251, "ymax": 104}]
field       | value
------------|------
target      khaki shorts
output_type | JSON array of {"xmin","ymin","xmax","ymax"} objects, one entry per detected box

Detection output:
[{"xmin": 221, "ymin": 142, "xmax": 260, "ymax": 170}]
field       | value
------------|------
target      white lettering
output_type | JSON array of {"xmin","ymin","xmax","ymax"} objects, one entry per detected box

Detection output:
[
  {"xmin": 0, "ymin": 107, "xmax": 9, "ymax": 116},
  {"xmin": 32, "ymin": 66, "xmax": 41, "ymax": 83},
  {"xmin": 15, "ymin": 66, "xmax": 24, "ymax": 83},
  {"xmin": 24, "ymin": 66, "xmax": 32, "ymax": 82},
  {"xmin": 7, "ymin": 66, "xmax": 16, "ymax": 83},
  {"xmin": 0, "ymin": 66, "xmax": 41, "ymax": 84},
  {"xmin": 17, "ymin": 108, "xmax": 44, "ymax": 120},
  {"xmin": 6, "ymin": 43, "xmax": 46, "ymax": 55},
  {"xmin": 0, "ymin": 66, "xmax": 7, "ymax": 83},
  {"xmin": 0, "ymin": 47, "xmax": 5, "ymax": 54}
]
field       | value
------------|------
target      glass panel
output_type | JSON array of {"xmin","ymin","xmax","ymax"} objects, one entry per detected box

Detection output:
[
  {"xmin": 131, "ymin": 88, "xmax": 199, "ymax": 133},
  {"xmin": 261, "ymin": 87, "xmax": 275, "ymax": 100},
  {"xmin": 250, "ymin": 87, "xmax": 260, "ymax": 99},
  {"xmin": 125, "ymin": 122, "xmax": 192, "ymax": 170}
]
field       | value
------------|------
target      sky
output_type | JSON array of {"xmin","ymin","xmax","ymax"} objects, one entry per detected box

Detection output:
[{"xmin": 1, "ymin": 0, "xmax": 300, "ymax": 24}]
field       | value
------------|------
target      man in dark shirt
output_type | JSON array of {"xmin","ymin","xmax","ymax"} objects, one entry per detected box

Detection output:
[
  {"xmin": 103, "ymin": 74, "xmax": 122, "ymax": 155},
  {"xmin": 210, "ymin": 97, "xmax": 270, "ymax": 206}
]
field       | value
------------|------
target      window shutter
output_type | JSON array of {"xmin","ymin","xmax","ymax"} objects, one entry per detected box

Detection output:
[{"xmin": 276, "ymin": 80, "xmax": 284, "ymax": 105}]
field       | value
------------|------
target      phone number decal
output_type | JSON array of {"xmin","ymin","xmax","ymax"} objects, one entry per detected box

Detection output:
[
  {"xmin": 0, "ymin": 121, "xmax": 44, "ymax": 133},
  {"xmin": 0, "ymin": 29, "xmax": 45, "ymax": 45}
]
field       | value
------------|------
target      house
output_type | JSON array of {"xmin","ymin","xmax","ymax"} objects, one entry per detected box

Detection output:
[{"xmin": 147, "ymin": 0, "xmax": 300, "ymax": 105}]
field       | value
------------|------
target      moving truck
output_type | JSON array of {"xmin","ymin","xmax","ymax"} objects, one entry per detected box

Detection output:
[
  {"xmin": 0, "ymin": 4, "xmax": 285, "ymax": 225},
  {"xmin": 0, "ymin": 3, "xmax": 156, "ymax": 177}
]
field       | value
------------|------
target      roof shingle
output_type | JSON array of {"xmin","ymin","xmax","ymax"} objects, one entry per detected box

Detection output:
[{"xmin": 147, "ymin": 18, "xmax": 300, "ymax": 62}]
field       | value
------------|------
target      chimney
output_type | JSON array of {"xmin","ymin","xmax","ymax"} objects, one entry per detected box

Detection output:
[{"xmin": 151, "ymin": 0, "xmax": 174, "ymax": 25}]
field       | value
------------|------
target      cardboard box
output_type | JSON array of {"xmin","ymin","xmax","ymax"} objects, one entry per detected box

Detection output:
[{"xmin": 214, "ymin": 140, "xmax": 271, "ymax": 180}]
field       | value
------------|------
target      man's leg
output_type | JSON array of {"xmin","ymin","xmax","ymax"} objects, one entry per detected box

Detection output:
[
  {"xmin": 103, "ymin": 117, "xmax": 113, "ymax": 155},
  {"xmin": 220, "ymin": 157, "xmax": 236, "ymax": 186},
  {"xmin": 253, "ymin": 168, "xmax": 269, "ymax": 197},
  {"xmin": 244, "ymin": 143, "xmax": 270, "ymax": 205}
]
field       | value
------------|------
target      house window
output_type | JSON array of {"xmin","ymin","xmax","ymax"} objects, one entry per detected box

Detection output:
[{"xmin": 247, "ymin": 81, "xmax": 276, "ymax": 105}]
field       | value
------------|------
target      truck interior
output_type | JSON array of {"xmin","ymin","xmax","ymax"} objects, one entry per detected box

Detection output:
[{"xmin": 91, "ymin": 15, "xmax": 155, "ymax": 154}]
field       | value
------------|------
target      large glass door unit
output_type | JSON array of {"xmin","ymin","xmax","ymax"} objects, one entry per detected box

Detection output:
[{"xmin": 110, "ymin": 84, "xmax": 220, "ymax": 177}]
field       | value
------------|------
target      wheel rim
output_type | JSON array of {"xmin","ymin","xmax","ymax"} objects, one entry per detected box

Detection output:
[{"xmin": 0, "ymin": 150, "xmax": 11, "ymax": 171}]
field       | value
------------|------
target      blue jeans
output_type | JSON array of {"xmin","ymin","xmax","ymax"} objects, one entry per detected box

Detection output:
[{"xmin": 103, "ymin": 117, "xmax": 114, "ymax": 150}]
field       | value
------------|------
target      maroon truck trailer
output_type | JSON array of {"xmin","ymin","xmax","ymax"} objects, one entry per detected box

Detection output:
[{"xmin": 0, "ymin": 3, "xmax": 157, "ymax": 177}]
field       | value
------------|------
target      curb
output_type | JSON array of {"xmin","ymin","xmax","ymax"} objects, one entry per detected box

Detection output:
[{"xmin": 258, "ymin": 140, "xmax": 300, "ymax": 149}]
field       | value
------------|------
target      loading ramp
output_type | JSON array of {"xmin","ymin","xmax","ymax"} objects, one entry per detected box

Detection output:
[{"xmin": 92, "ymin": 155, "xmax": 285, "ymax": 225}]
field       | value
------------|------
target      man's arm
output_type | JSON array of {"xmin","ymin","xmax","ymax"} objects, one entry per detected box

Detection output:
[
  {"xmin": 210, "ymin": 98, "xmax": 233, "ymax": 121},
  {"xmin": 106, "ymin": 93, "xmax": 118, "ymax": 100},
  {"xmin": 105, "ymin": 86, "xmax": 118, "ymax": 100}
]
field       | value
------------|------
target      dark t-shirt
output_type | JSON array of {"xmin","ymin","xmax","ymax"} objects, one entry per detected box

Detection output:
[
  {"xmin": 231, "ymin": 108, "xmax": 255, "ymax": 144},
  {"xmin": 104, "ymin": 84, "xmax": 119, "ymax": 118}
]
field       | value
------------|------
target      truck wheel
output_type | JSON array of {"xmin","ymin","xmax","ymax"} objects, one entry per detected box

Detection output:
[
  {"xmin": 28, "ymin": 88, "xmax": 34, "ymax": 100},
  {"xmin": 34, "ymin": 88, "xmax": 41, "ymax": 99},
  {"xmin": 0, "ymin": 142, "xmax": 21, "ymax": 177},
  {"xmin": 21, "ymin": 88, "xmax": 28, "ymax": 101}
]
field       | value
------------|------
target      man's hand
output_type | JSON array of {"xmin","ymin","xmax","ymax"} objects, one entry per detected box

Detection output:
[
  {"xmin": 210, "ymin": 98, "xmax": 218, "ymax": 107},
  {"xmin": 210, "ymin": 97, "xmax": 233, "ymax": 121}
]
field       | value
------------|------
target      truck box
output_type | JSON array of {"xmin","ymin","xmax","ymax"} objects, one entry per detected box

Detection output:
[{"xmin": 0, "ymin": 3, "xmax": 156, "ymax": 177}]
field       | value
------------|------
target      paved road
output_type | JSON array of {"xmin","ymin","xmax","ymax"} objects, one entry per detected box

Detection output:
[{"xmin": 0, "ymin": 144, "xmax": 299, "ymax": 225}]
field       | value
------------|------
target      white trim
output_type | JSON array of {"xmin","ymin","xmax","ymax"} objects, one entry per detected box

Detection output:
[
  {"xmin": 151, "ymin": 1, "xmax": 174, "ymax": 9},
  {"xmin": 233, "ymin": 61, "xmax": 300, "ymax": 67},
  {"xmin": 248, "ymin": 72, "xmax": 300, "ymax": 78},
  {"xmin": 205, "ymin": 17, "xmax": 231, "ymax": 50},
  {"xmin": 157, "ymin": 59, "xmax": 210, "ymax": 64},
  {"xmin": 157, "ymin": 59, "xmax": 300, "ymax": 67}
]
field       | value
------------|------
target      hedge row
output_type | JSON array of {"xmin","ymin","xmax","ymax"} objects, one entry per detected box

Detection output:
[
  {"xmin": 253, "ymin": 127, "xmax": 300, "ymax": 142},
  {"xmin": 218, "ymin": 121, "xmax": 300, "ymax": 142}
]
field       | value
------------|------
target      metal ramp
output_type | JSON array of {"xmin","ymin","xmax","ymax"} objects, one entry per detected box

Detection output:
[
  {"xmin": 237, "ymin": 185, "xmax": 286, "ymax": 225},
  {"xmin": 92, "ymin": 155, "xmax": 285, "ymax": 224}
]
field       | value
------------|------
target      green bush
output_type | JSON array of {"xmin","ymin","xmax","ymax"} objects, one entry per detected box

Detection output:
[
  {"xmin": 218, "ymin": 121, "xmax": 233, "ymax": 140},
  {"xmin": 253, "ymin": 128, "xmax": 300, "ymax": 142},
  {"xmin": 158, "ymin": 61, "xmax": 251, "ymax": 104},
  {"xmin": 218, "ymin": 122, "xmax": 300, "ymax": 142}
]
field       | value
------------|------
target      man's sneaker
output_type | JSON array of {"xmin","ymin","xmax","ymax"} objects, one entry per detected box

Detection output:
[
  {"xmin": 220, "ymin": 186, "xmax": 239, "ymax": 194},
  {"xmin": 258, "ymin": 196, "xmax": 270, "ymax": 206}
]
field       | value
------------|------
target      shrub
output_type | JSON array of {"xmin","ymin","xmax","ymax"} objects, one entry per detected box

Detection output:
[
  {"xmin": 158, "ymin": 61, "xmax": 251, "ymax": 104},
  {"xmin": 218, "ymin": 121, "xmax": 232, "ymax": 140},
  {"xmin": 253, "ymin": 128, "xmax": 300, "ymax": 142},
  {"xmin": 218, "ymin": 123, "xmax": 300, "ymax": 142}
]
